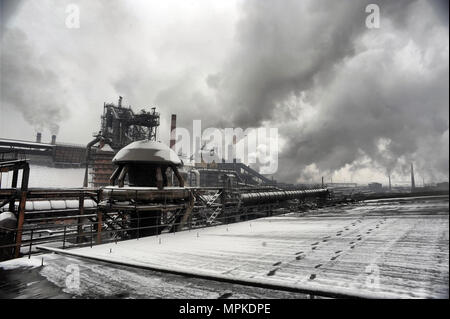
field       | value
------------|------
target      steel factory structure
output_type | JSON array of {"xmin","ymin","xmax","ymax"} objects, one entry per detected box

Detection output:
[
  {"xmin": 1, "ymin": 97, "xmax": 448, "ymax": 300},
  {"xmin": 0, "ymin": 97, "xmax": 331, "ymax": 263}
]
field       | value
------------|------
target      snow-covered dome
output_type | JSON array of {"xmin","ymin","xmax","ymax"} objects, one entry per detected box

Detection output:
[{"xmin": 112, "ymin": 140, "xmax": 182, "ymax": 166}]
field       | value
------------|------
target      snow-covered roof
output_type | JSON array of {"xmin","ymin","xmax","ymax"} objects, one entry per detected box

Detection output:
[{"xmin": 113, "ymin": 140, "xmax": 181, "ymax": 166}]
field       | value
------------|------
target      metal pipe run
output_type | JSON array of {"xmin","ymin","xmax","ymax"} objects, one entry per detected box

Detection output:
[{"xmin": 240, "ymin": 188, "xmax": 328, "ymax": 204}]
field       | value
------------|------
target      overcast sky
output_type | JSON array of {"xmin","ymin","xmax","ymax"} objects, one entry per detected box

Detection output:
[{"xmin": 0, "ymin": 0, "xmax": 448, "ymax": 185}]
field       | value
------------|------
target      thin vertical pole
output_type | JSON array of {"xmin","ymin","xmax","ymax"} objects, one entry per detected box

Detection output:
[
  {"xmin": 9, "ymin": 169, "xmax": 18, "ymax": 212},
  {"xmin": 77, "ymin": 194, "xmax": 84, "ymax": 243},
  {"xmin": 96, "ymin": 210, "xmax": 102, "ymax": 244},
  {"xmin": 28, "ymin": 229, "xmax": 34, "ymax": 259},
  {"xmin": 63, "ymin": 226, "xmax": 67, "ymax": 249}
]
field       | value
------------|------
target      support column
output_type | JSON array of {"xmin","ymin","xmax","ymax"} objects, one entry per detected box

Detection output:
[
  {"xmin": 14, "ymin": 164, "xmax": 29, "ymax": 258},
  {"xmin": 8, "ymin": 169, "xmax": 18, "ymax": 212},
  {"xmin": 172, "ymin": 166, "xmax": 184, "ymax": 187},
  {"xmin": 156, "ymin": 166, "xmax": 163, "ymax": 190},
  {"xmin": 76, "ymin": 194, "xmax": 85, "ymax": 243},
  {"xmin": 96, "ymin": 210, "xmax": 103, "ymax": 244}
]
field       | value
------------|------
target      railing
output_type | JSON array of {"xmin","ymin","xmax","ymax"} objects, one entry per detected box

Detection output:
[{"xmin": 0, "ymin": 201, "xmax": 289, "ymax": 261}]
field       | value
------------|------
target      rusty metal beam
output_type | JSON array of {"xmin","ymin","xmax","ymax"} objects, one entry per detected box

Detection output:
[
  {"xmin": 8, "ymin": 169, "xmax": 18, "ymax": 212},
  {"xmin": 109, "ymin": 165, "xmax": 122, "ymax": 186},
  {"xmin": 14, "ymin": 163, "xmax": 29, "ymax": 258},
  {"xmin": 117, "ymin": 166, "xmax": 128, "ymax": 188},
  {"xmin": 172, "ymin": 166, "xmax": 184, "ymax": 187},
  {"xmin": 76, "ymin": 194, "xmax": 85, "ymax": 244}
]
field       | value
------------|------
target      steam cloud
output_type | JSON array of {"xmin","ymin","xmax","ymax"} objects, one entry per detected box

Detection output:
[
  {"xmin": 1, "ymin": 28, "xmax": 66, "ymax": 135},
  {"xmin": 1, "ymin": 0, "xmax": 448, "ymax": 184}
]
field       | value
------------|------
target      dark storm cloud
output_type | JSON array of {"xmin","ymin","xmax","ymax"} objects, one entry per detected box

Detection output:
[
  {"xmin": 0, "ymin": 0, "xmax": 23, "ymax": 32},
  {"xmin": 199, "ymin": 0, "xmax": 448, "ymax": 183}
]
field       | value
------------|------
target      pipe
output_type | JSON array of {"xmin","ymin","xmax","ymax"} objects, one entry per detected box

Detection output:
[
  {"xmin": 117, "ymin": 166, "xmax": 128, "ymax": 188},
  {"xmin": 109, "ymin": 165, "xmax": 122, "ymax": 186},
  {"xmin": 83, "ymin": 136, "xmax": 102, "ymax": 187},
  {"xmin": 240, "ymin": 188, "xmax": 328, "ymax": 205}
]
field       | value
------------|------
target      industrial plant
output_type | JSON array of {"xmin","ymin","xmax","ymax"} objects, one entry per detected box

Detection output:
[
  {"xmin": 0, "ymin": 97, "xmax": 448, "ymax": 300},
  {"xmin": 0, "ymin": 0, "xmax": 448, "ymax": 303}
]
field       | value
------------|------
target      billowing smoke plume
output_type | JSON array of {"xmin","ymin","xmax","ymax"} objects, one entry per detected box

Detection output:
[
  {"xmin": 204, "ymin": 0, "xmax": 449, "ymax": 183},
  {"xmin": 1, "ymin": 0, "xmax": 448, "ymax": 184},
  {"xmin": 1, "ymin": 28, "xmax": 67, "ymax": 135}
]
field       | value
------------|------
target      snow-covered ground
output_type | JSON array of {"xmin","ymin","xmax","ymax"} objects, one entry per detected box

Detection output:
[
  {"xmin": 1, "ymin": 195, "xmax": 448, "ymax": 298},
  {"xmin": 0, "ymin": 165, "xmax": 85, "ymax": 188}
]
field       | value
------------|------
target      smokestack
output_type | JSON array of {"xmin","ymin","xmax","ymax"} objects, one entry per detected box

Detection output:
[
  {"xmin": 51, "ymin": 135, "xmax": 56, "ymax": 145},
  {"xmin": 411, "ymin": 163, "xmax": 416, "ymax": 191},
  {"xmin": 388, "ymin": 174, "xmax": 391, "ymax": 192},
  {"xmin": 233, "ymin": 135, "xmax": 237, "ymax": 163},
  {"xmin": 118, "ymin": 96, "xmax": 123, "ymax": 108},
  {"xmin": 170, "ymin": 114, "xmax": 176, "ymax": 150},
  {"xmin": 36, "ymin": 132, "xmax": 42, "ymax": 143}
]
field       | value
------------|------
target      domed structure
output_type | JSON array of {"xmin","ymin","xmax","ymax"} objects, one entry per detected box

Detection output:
[
  {"xmin": 109, "ymin": 140, "xmax": 185, "ymax": 189},
  {"xmin": 112, "ymin": 140, "xmax": 181, "ymax": 165}
]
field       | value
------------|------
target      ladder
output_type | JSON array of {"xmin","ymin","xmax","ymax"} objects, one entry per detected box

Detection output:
[
  {"xmin": 206, "ymin": 191, "xmax": 221, "ymax": 206},
  {"xmin": 206, "ymin": 206, "xmax": 222, "ymax": 225}
]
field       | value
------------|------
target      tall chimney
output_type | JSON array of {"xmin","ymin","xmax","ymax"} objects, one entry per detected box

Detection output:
[
  {"xmin": 36, "ymin": 132, "xmax": 42, "ymax": 143},
  {"xmin": 170, "ymin": 114, "xmax": 176, "ymax": 150},
  {"xmin": 233, "ymin": 135, "xmax": 237, "ymax": 163},
  {"xmin": 388, "ymin": 174, "xmax": 391, "ymax": 191},
  {"xmin": 411, "ymin": 163, "xmax": 416, "ymax": 191},
  {"xmin": 51, "ymin": 135, "xmax": 56, "ymax": 145}
]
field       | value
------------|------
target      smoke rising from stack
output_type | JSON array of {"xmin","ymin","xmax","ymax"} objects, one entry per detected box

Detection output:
[
  {"xmin": 51, "ymin": 134, "xmax": 56, "ymax": 145},
  {"xmin": 1, "ymin": 27, "xmax": 67, "ymax": 136}
]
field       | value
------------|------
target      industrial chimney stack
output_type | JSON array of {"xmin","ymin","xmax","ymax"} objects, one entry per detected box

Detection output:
[
  {"xmin": 36, "ymin": 132, "xmax": 42, "ymax": 143},
  {"xmin": 169, "ymin": 114, "xmax": 176, "ymax": 150},
  {"xmin": 388, "ymin": 174, "xmax": 392, "ymax": 192},
  {"xmin": 233, "ymin": 135, "xmax": 237, "ymax": 163},
  {"xmin": 51, "ymin": 135, "xmax": 56, "ymax": 145},
  {"xmin": 410, "ymin": 163, "xmax": 416, "ymax": 191}
]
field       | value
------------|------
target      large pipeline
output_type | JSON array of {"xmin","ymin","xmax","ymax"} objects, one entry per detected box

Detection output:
[{"xmin": 240, "ymin": 188, "xmax": 328, "ymax": 205}]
